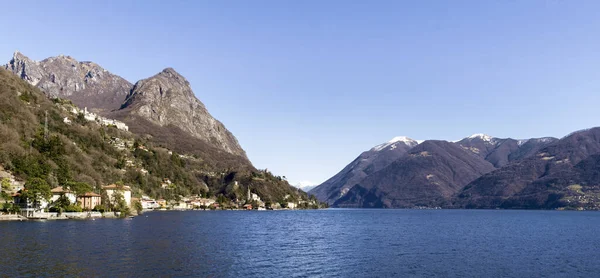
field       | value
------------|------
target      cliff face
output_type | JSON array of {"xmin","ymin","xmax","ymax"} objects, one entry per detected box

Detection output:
[
  {"xmin": 4, "ymin": 51, "xmax": 132, "ymax": 113},
  {"xmin": 119, "ymin": 68, "xmax": 247, "ymax": 158}
]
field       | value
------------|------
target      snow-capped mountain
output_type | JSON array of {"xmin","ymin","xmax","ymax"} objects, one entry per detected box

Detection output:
[
  {"xmin": 312, "ymin": 132, "xmax": 560, "ymax": 208},
  {"xmin": 294, "ymin": 181, "xmax": 317, "ymax": 192},
  {"xmin": 371, "ymin": 136, "xmax": 421, "ymax": 151},
  {"xmin": 310, "ymin": 136, "xmax": 419, "ymax": 205},
  {"xmin": 456, "ymin": 134, "xmax": 557, "ymax": 168}
]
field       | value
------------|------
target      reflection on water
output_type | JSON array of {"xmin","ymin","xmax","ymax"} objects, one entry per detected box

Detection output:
[{"xmin": 1, "ymin": 209, "xmax": 600, "ymax": 277}]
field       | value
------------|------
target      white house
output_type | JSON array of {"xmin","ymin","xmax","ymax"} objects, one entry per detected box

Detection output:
[
  {"xmin": 102, "ymin": 184, "xmax": 132, "ymax": 207},
  {"xmin": 141, "ymin": 195, "xmax": 159, "ymax": 210},
  {"xmin": 246, "ymin": 187, "xmax": 262, "ymax": 202},
  {"xmin": 50, "ymin": 186, "xmax": 77, "ymax": 205}
]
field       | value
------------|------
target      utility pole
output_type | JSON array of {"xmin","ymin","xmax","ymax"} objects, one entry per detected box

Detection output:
[{"xmin": 44, "ymin": 110, "xmax": 49, "ymax": 142}]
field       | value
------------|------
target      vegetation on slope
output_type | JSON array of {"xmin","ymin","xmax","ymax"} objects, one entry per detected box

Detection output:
[{"xmin": 0, "ymin": 68, "xmax": 321, "ymax": 207}]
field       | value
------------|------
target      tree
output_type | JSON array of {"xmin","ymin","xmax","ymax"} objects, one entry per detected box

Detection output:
[
  {"xmin": 1, "ymin": 178, "xmax": 11, "ymax": 191},
  {"xmin": 133, "ymin": 200, "xmax": 143, "ymax": 214},
  {"xmin": 75, "ymin": 112, "xmax": 86, "ymax": 125},
  {"xmin": 22, "ymin": 177, "xmax": 51, "ymax": 209},
  {"xmin": 100, "ymin": 190, "xmax": 111, "ymax": 209},
  {"xmin": 216, "ymin": 194, "xmax": 227, "ymax": 205},
  {"xmin": 51, "ymin": 194, "xmax": 71, "ymax": 213},
  {"xmin": 1, "ymin": 178, "xmax": 11, "ymax": 203},
  {"xmin": 111, "ymin": 191, "xmax": 130, "ymax": 217},
  {"xmin": 66, "ymin": 181, "xmax": 92, "ymax": 196},
  {"xmin": 8, "ymin": 203, "xmax": 20, "ymax": 214}
]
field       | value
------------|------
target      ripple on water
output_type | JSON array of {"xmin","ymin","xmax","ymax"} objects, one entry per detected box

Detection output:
[{"xmin": 1, "ymin": 210, "xmax": 600, "ymax": 277}]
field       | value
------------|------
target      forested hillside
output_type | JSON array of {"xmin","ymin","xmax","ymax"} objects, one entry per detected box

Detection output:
[{"xmin": 0, "ymin": 68, "xmax": 319, "ymax": 207}]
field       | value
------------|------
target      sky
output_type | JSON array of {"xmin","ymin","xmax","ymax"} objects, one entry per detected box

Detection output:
[{"xmin": 2, "ymin": 1, "xmax": 600, "ymax": 188}]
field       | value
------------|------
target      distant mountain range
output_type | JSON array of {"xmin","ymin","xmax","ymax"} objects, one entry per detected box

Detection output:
[{"xmin": 311, "ymin": 131, "xmax": 600, "ymax": 210}]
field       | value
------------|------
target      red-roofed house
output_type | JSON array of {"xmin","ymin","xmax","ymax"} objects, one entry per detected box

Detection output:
[{"xmin": 77, "ymin": 192, "xmax": 102, "ymax": 210}]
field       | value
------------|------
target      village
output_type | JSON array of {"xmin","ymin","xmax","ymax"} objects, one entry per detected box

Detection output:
[
  {"xmin": 0, "ymin": 100, "xmax": 321, "ymax": 221},
  {"xmin": 140, "ymin": 182, "xmax": 306, "ymax": 211},
  {"xmin": 0, "ymin": 169, "xmax": 313, "ymax": 221}
]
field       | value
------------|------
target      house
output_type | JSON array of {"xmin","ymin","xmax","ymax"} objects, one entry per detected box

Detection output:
[
  {"xmin": 198, "ymin": 198, "xmax": 215, "ymax": 207},
  {"xmin": 161, "ymin": 178, "xmax": 173, "ymax": 189},
  {"xmin": 157, "ymin": 199, "xmax": 167, "ymax": 208},
  {"xmin": 50, "ymin": 186, "xmax": 77, "ymax": 204},
  {"xmin": 246, "ymin": 187, "xmax": 261, "ymax": 202},
  {"xmin": 77, "ymin": 192, "xmax": 102, "ymax": 210},
  {"xmin": 243, "ymin": 204, "xmax": 253, "ymax": 210},
  {"xmin": 172, "ymin": 202, "xmax": 188, "ymax": 210},
  {"xmin": 286, "ymin": 202, "xmax": 296, "ymax": 209},
  {"xmin": 12, "ymin": 190, "xmax": 49, "ymax": 214},
  {"xmin": 141, "ymin": 195, "xmax": 159, "ymax": 210},
  {"xmin": 102, "ymin": 184, "xmax": 132, "ymax": 207}
]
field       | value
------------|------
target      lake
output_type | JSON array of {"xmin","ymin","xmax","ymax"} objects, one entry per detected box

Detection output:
[{"xmin": 1, "ymin": 209, "xmax": 599, "ymax": 277}]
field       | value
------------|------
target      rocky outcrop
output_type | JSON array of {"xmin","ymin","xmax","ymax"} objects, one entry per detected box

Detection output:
[
  {"xmin": 4, "ymin": 51, "xmax": 132, "ymax": 113},
  {"xmin": 118, "ymin": 68, "xmax": 247, "ymax": 158}
]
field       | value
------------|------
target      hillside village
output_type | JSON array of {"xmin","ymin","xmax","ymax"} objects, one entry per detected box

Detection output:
[
  {"xmin": 0, "ymin": 93, "xmax": 321, "ymax": 221},
  {"xmin": 1, "ymin": 168, "xmax": 313, "ymax": 221}
]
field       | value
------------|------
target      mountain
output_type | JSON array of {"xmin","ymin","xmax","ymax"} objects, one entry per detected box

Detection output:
[
  {"xmin": 5, "ymin": 52, "xmax": 249, "ymax": 168},
  {"xmin": 310, "ymin": 136, "xmax": 419, "ymax": 204},
  {"xmin": 115, "ymin": 68, "xmax": 246, "ymax": 159},
  {"xmin": 312, "ymin": 132, "xmax": 561, "ymax": 208},
  {"xmin": 455, "ymin": 128, "xmax": 600, "ymax": 210},
  {"xmin": 294, "ymin": 181, "xmax": 317, "ymax": 192},
  {"xmin": 4, "ymin": 51, "xmax": 131, "ymax": 113},
  {"xmin": 456, "ymin": 134, "xmax": 558, "ymax": 168},
  {"xmin": 0, "ymin": 67, "xmax": 319, "ymax": 207},
  {"xmin": 333, "ymin": 140, "xmax": 496, "ymax": 208}
]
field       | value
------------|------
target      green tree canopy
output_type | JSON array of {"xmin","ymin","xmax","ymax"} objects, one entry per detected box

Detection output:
[
  {"xmin": 1, "ymin": 178, "xmax": 11, "ymax": 202},
  {"xmin": 1, "ymin": 178, "xmax": 11, "ymax": 191},
  {"xmin": 66, "ymin": 181, "xmax": 92, "ymax": 196},
  {"xmin": 23, "ymin": 177, "xmax": 52, "ymax": 208},
  {"xmin": 111, "ymin": 191, "xmax": 130, "ymax": 216}
]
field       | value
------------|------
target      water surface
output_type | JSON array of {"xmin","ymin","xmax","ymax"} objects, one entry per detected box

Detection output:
[{"xmin": 1, "ymin": 209, "xmax": 598, "ymax": 277}]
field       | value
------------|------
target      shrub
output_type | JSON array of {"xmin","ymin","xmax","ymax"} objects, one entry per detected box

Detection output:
[
  {"xmin": 65, "ymin": 204, "xmax": 83, "ymax": 212},
  {"xmin": 92, "ymin": 204, "xmax": 106, "ymax": 213}
]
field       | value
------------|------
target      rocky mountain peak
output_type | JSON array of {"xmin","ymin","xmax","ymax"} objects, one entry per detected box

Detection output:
[
  {"xmin": 4, "ymin": 51, "xmax": 132, "ymax": 113},
  {"xmin": 12, "ymin": 50, "xmax": 28, "ymax": 61},
  {"xmin": 119, "ymin": 68, "xmax": 246, "ymax": 158},
  {"xmin": 123, "ymin": 67, "xmax": 194, "ymax": 106},
  {"xmin": 160, "ymin": 67, "xmax": 183, "ymax": 77},
  {"xmin": 5, "ymin": 51, "xmax": 248, "ymax": 162},
  {"xmin": 5, "ymin": 51, "xmax": 44, "ymax": 86}
]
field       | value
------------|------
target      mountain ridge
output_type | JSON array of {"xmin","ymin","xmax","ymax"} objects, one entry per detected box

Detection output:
[
  {"xmin": 4, "ymin": 51, "xmax": 132, "ymax": 113},
  {"xmin": 311, "ymin": 133, "xmax": 563, "ymax": 208},
  {"xmin": 4, "ymin": 51, "xmax": 248, "ymax": 164}
]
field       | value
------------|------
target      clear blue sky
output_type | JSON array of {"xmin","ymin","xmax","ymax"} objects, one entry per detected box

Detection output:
[{"xmin": 2, "ymin": 1, "xmax": 600, "ymax": 187}]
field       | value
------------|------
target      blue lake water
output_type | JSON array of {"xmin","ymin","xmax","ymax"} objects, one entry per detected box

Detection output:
[{"xmin": 1, "ymin": 209, "xmax": 599, "ymax": 277}]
